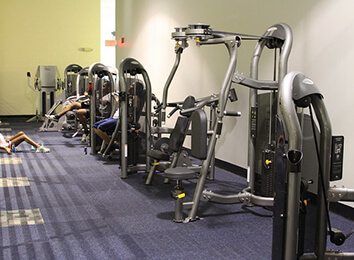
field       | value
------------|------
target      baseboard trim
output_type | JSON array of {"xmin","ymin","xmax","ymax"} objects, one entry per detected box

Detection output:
[
  {"xmin": 329, "ymin": 201, "xmax": 354, "ymax": 221},
  {"xmin": 214, "ymin": 158, "xmax": 247, "ymax": 178}
]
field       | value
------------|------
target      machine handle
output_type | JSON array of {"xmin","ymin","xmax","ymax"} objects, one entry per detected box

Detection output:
[
  {"xmin": 223, "ymin": 111, "xmax": 241, "ymax": 117},
  {"xmin": 167, "ymin": 106, "xmax": 180, "ymax": 118}
]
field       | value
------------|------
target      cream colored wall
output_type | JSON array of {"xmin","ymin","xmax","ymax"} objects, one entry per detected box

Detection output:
[
  {"xmin": 116, "ymin": 0, "xmax": 354, "ymax": 207},
  {"xmin": 0, "ymin": 0, "xmax": 100, "ymax": 116}
]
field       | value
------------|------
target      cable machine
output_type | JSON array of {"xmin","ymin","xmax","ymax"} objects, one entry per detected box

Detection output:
[
  {"xmin": 27, "ymin": 65, "xmax": 61, "ymax": 122},
  {"xmin": 116, "ymin": 58, "xmax": 152, "ymax": 178},
  {"xmin": 162, "ymin": 23, "xmax": 354, "ymax": 259},
  {"xmin": 163, "ymin": 23, "xmax": 291, "ymax": 223},
  {"xmin": 273, "ymin": 71, "xmax": 354, "ymax": 260},
  {"xmin": 88, "ymin": 62, "xmax": 118, "ymax": 154},
  {"xmin": 64, "ymin": 64, "xmax": 83, "ymax": 97},
  {"xmin": 38, "ymin": 64, "xmax": 84, "ymax": 132}
]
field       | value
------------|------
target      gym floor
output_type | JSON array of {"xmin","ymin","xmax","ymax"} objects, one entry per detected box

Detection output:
[{"xmin": 0, "ymin": 117, "xmax": 353, "ymax": 259}]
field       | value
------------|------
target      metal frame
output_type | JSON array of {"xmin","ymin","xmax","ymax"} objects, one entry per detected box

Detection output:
[
  {"xmin": 88, "ymin": 62, "xmax": 118, "ymax": 154},
  {"xmin": 27, "ymin": 65, "xmax": 61, "ymax": 122},
  {"xmin": 170, "ymin": 23, "xmax": 292, "ymax": 223},
  {"xmin": 277, "ymin": 71, "xmax": 354, "ymax": 260},
  {"xmin": 160, "ymin": 23, "xmax": 242, "ymax": 222},
  {"xmin": 156, "ymin": 25, "xmax": 223, "ymax": 181},
  {"xmin": 70, "ymin": 67, "xmax": 89, "ymax": 137},
  {"xmin": 118, "ymin": 58, "xmax": 152, "ymax": 179},
  {"xmin": 74, "ymin": 67, "xmax": 89, "ymax": 99},
  {"xmin": 38, "ymin": 64, "xmax": 85, "ymax": 132},
  {"xmin": 64, "ymin": 64, "xmax": 83, "ymax": 97}
]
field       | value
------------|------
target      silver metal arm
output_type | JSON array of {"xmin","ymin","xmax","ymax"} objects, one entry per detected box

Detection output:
[
  {"xmin": 186, "ymin": 37, "xmax": 240, "ymax": 222},
  {"xmin": 161, "ymin": 27, "xmax": 189, "ymax": 124},
  {"xmin": 233, "ymin": 72, "xmax": 278, "ymax": 90},
  {"xmin": 311, "ymin": 95, "xmax": 333, "ymax": 259},
  {"xmin": 247, "ymin": 23, "xmax": 293, "ymax": 192},
  {"xmin": 278, "ymin": 71, "xmax": 304, "ymax": 260},
  {"xmin": 328, "ymin": 186, "xmax": 354, "ymax": 202},
  {"xmin": 75, "ymin": 67, "xmax": 88, "ymax": 98},
  {"xmin": 161, "ymin": 46, "xmax": 183, "ymax": 123},
  {"xmin": 202, "ymin": 189, "xmax": 273, "ymax": 206}
]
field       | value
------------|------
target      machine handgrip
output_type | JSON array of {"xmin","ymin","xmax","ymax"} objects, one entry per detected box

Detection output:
[
  {"xmin": 167, "ymin": 106, "xmax": 180, "ymax": 118},
  {"xmin": 180, "ymin": 97, "xmax": 217, "ymax": 116},
  {"xmin": 223, "ymin": 111, "xmax": 241, "ymax": 117},
  {"xmin": 180, "ymin": 107, "xmax": 196, "ymax": 116}
]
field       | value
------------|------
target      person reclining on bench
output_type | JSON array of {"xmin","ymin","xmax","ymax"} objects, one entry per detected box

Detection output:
[
  {"xmin": 92, "ymin": 81, "xmax": 144, "ymax": 154},
  {"xmin": 46, "ymin": 80, "xmax": 112, "ymax": 143},
  {"xmin": 0, "ymin": 131, "xmax": 50, "ymax": 154}
]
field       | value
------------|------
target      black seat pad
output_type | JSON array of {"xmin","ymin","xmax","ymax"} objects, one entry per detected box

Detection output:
[{"xmin": 164, "ymin": 167, "xmax": 197, "ymax": 180}]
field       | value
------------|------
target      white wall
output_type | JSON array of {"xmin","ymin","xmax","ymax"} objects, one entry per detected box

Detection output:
[
  {"xmin": 101, "ymin": 0, "xmax": 116, "ymax": 67},
  {"xmin": 116, "ymin": 0, "xmax": 354, "ymax": 207}
]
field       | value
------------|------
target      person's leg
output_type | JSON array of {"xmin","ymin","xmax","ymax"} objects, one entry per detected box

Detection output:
[
  {"xmin": 93, "ymin": 128, "xmax": 111, "ymax": 144},
  {"xmin": 93, "ymin": 118, "xmax": 118, "ymax": 144},
  {"xmin": 10, "ymin": 131, "xmax": 25, "ymax": 140},
  {"xmin": 10, "ymin": 131, "xmax": 27, "ymax": 146},
  {"xmin": 0, "ymin": 146, "xmax": 12, "ymax": 154},
  {"xmin": 56, "ymin": 102, "xmax": 82, "ymax": 118},
  {"xmin": 77, "ymin": 109, "xmax": 89, "ymax": 133},
  {"xmin": 10, "ymin": 132, "xmax": 40, "ymax": 148},
  {"xmin": 92, "ymin": 119, "xmax": 106, "ymax": 149}
]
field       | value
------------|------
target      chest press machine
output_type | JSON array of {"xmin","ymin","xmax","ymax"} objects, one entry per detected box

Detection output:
[{"xmin": 160, "ymin": 23, "xmax": 354, "ymax": 260}]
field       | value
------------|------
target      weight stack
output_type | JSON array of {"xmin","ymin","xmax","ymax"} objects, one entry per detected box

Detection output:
[{"xmin": 260, "ymin": 149, "xmax": 275, "ymax": 197}]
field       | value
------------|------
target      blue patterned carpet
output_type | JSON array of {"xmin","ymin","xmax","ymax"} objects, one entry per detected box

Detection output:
[{"xmin": 0, "ymin": 117, "xmax": 353, "ymax": 259}]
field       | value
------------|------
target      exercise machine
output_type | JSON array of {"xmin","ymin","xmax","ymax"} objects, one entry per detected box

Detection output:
[
  {"xmin": 106, "ymin": 58, "xmax": 152, "ymax": 178},
  {"xmin": 153, "ymin": 26, "xmax": 239, "ymax": 181},
  {"xmin": 88, "ymin": 62, "xmax": 118, "ymax": 153},
  {"xmin": 145, "ymin": 95, "xmax": 196, "ymax": 186},
  {"xmin": 162, "ymin": 23, "xmax": 354, "ymax": 258},
  {"xmin": 273, "ymin": 71, "xmax": 354, "ymax": 260},
  {"xmin": 64, "ymin": 64, "xmax": 83, "ymax": 97},
  {"xmin": 161, "ymin": 23, "xmax": 290, "ymax": 223},
  {"xmin": 66, "ymin": 66, "xmax": 90, "ymax": 136},
  {"xmin": 38, "ymin": 64, "xmax": 84, "ymax": 132},
  {"xmin": 27, "ymin": 65, "xmax": 61, "ymax": 122}
]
